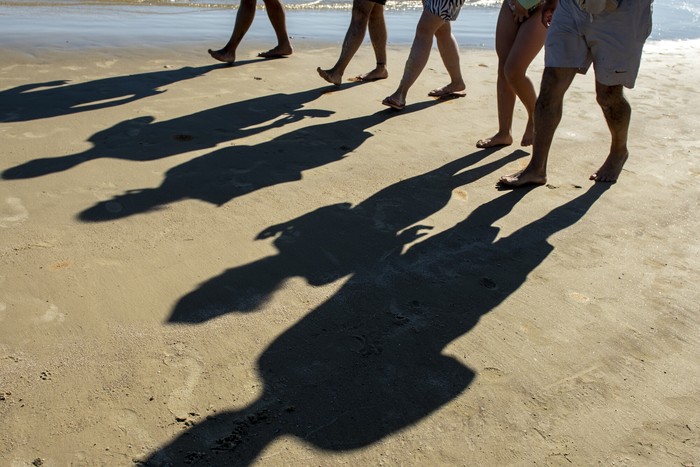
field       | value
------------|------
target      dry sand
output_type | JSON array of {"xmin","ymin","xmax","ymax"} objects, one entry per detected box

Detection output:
[{"xmin": 1, "ymin": 39, "xmax": 699, "ymax": 466}]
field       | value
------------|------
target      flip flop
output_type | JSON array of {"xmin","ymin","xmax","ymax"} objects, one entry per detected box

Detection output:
[
  {"xmin": 348, "ymin": 73, "xmax": 388, "ymax": 83},
  {"xmin": 428, "ymin": 89, "xmax": 467, "ymax": 99},
  {"xmin": 382, "ymin": 97, "xmax": 405, "ymax": 111},
  {"xmin": 348, "ymin": 75, "xmax": 376, "ymax": 82},
  {"xmin": 476, "ymin": 139, "xmax": 511, "ymax": 149},
  {"xmin": 257, "ymin": 49, "xmax": 292, "ymax": 58}
]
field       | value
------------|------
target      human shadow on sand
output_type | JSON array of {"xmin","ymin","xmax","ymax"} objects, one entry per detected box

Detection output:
[
  {"xmin": 2, "ymin": 87, "xmax": 332, "ymax": 180},
  {"xmin": 170, "ymin": 148, "xmax": 522, "ymax": 320},
  {"xmin": 77, "ymin": 105, "xmax": 436, "ymax": 222},
  {"xmin": 0, "ymin": 64, "xmax": 220, "ymax": 123},
  {"xmin": 142, "ymin": 149, "xmax": 610, "ymax": 465}
]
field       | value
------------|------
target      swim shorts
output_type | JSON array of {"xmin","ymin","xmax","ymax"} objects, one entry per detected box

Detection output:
[
  {"xmin": 545, "ymin": 0, "xmax": 653, "ymax": 88},
  {"xmin": 423, "ymin": 0, "xmax": 466, "ymax": 21},
  {"xmin": 368, "ymin": 0, "xmax": 386, "ymax": 6}
]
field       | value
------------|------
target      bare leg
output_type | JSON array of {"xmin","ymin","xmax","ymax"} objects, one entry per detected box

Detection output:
[
  {"xmin": 355, "ymin": 4, "xmax": 389, "ymax": 81},
  {"xmin": 258, "ymin": 0, "xmax": 293, "ymax": 57},
  {"xmin": 477, "ymin": 3, "xmax": 518, "ymax": 148},
  {"xmin": 428, "ymin": 20, "xmax": 466, "ymax": 97},
  {"xmin": 317, "ymin": 0, "xmax": 375, "ymax": 85},
  {"xmin": 505, "ymin": 11, "xmax": 547, "ymax": 146},
  {"xmin": 590, "ymin": 82, "xmax": 630, "ymax": 182},
  {"xmin": 499, "ymin": 67, "xmax": 577, "ymax": 187},
  {"xmin": 478, "ymin": 5, "xmax": 546, "ymax": 148},
  {"xmin": 382, "ymin": 11, "xmax": 446, "ymax": 109},
  {"xmin": 209, "ymin": 0, "xmax": 257, "ymax": 63}
]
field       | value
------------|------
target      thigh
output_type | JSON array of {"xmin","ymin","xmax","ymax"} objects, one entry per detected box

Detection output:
[
  {"xmin": 353, "ymin": 0, "xmax": 377, "ymax": 15},
  {"xmin": 495, "ymin": 1, "xmax": 519, "ymax": 63},
  {"xmin": 505, "ymin": 8, "xmax": 547, "ymax": 73},
  {"xmin": 415, "ymin": 8, "xmax": 450, "ymax": 36}
]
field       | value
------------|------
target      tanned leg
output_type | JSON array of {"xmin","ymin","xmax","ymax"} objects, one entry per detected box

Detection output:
[
  {"xmin": 429, "ymin": 20, "xmax": 466, "ymax": 97},
  {"xmin": 382, "ymin": 11, "xmax": 445, "ymax": 109},
  {"xmin": 477, "ymin": 2, "xmax": 518, "ymax": 148},
  {"xmin": 317, "ymin": 0, "xmax": 374, "ymax": 85},
  {"xmin": 499, "ymin": 66, "xmax": 577, "ymax": 187},
  {"xmin": 209, "ymin": 0, "xmax": 257, "ymax": 63},
  {"xmin": 503, "ymin": 9, "xmax": 547, "ymax": 146},
  {"xmin": 258, "ymin": 0, "xmax": 293, "ymax": 57},
  {"xmin": 355, "ymin": 4, "xmax": 388, "ymax": 81},
  {"xmin": 591, "ymin": 82, "xmax": 630, "ymax": 182}
]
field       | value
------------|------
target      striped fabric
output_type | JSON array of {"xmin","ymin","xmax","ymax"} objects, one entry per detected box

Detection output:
[{"xmin": 423, "ymin": 0, "xmax": 466, "ymax": 21}]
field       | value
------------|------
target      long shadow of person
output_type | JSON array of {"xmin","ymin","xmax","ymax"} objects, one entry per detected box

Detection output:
[
  {"xmin": 76, "ymin": 105, "xmax": 438, "ymax": 222},
  {"xmin": 2, "ymin": 87, "xmax": 331, "ymax": 180},
  {"xmin": 0, "ymin": 64, "xmax": 219, "ymax": 123},
  {"xmin": 170, "ymin": 148, "xmax": 523, "ymax": 321},
  {"xmin": 142, "ymin": 158, "xmax": 609, "ymax": 465}
]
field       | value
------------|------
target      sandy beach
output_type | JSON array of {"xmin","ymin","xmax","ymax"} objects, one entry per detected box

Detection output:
[{"xmin": 1, "ymin": 29, "xmax": 699, "ymax": 466}]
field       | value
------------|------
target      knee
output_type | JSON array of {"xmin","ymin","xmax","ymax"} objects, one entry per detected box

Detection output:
[
  {"xmin": 595, "ymin": 86, "xmax": 626, "ymax": 109},
  {"xmin": 535, "ymin": 88, "xmax": 557, "ymax": 113},
  {"xmin": 503, "ymin": 63, "xmax": 526, "ymax": 87},
  {"xmin": 241, "ymin": 0, "xmax": 257, "ymax": 8}
]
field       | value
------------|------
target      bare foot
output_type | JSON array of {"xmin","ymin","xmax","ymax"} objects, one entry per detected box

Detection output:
[
  {"xmin": 590, "ymin": 151, "xmax": 628, "ymax": 182},
  {"xmin": 317, "ymin": 67, "xmax": 341, "ymax": 86},
  {"xmin": 498, "ymin": 168, "xmax": 547, "ymax": 188},
  {"xmin": 428, "ymin": 83, "xmax": 467, "ymax": 99},
  {"xmin": 349, "ymin": 67, "xmax": 388, "ymax": 82},
  {"xmin": 258, "ymin": 45, "xmax": 293, "ymax": 58},
  {"xmin": 477, "ymin": 132, "xmax": 513, "ymax": 149},
  {"xmin": 520, "ymin": 119, "xmax": 534, "ymax": 146},
  {"xmin": 208, "ymin": 48, "xmax": 235, "ymax": 64},
  {"xmin": 382, "ymin": 94, "xmax": 405, "ymax": 111}
]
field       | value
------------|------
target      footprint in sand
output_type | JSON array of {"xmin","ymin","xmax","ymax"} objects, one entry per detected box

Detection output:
[
  {"xmin": 453, "ymin": 188, "xmax": 468, "ymax": 202},
  {"xmin": 164, "ymin": 353, "xmax": 204, "ymax": 421},
  {"xmin": 567, "ymin": 291, "xmax": 591, "ymax": 304},
  {"xmin": 108, "ymin": 407, "xmax": 157, "ymax": 457},
  {"xmin": 0, "ymin": 197, "xmax": 29, "ymax": 228},
  {"xmin": 38, "ymin": 304, "xmax": 66, "ymax": 323},
  {"xmin": 96, "ymin": 59, "xmax": 118, "ymax": 69}
]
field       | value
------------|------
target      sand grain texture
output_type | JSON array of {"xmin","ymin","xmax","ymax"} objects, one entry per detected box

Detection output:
[{"xmin": 0, "ymin": 41, "xmax": 698, "ymax": 466}]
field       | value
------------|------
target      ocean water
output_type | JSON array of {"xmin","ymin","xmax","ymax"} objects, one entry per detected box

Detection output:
[{"xmin": 0, "ymin": 0, "xmax": 697, "ymax": 49}]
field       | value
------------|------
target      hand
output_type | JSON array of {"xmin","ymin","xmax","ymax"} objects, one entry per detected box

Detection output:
[
  {"xmin": 512, "ymin": 1, "xmax": 529, "ymax": 22},
  {"xmin": 541, "ymin": 0, "xmax": 557, "ymax": 27},
  {"xmin": 257, "ymin": 222, "xmax": 292, "ymax": 239},
  {"xmin": 398, "ymin": 225, "xmax": 434, "ymax": 243}
]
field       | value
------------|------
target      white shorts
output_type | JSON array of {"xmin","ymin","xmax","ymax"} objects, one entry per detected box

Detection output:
[
  {"xmin": 545, "ymin": 0, "xmax": 653, "ymax": 88},
  {"xmin": 423, "ymin": 0, "xmax": 466, "ymax": 21}
]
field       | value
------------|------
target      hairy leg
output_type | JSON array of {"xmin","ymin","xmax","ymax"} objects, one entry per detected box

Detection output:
[
  {"xmin": 591, "ymin": 82, "xmax": 630, "ymax": 182},
  {"xmin": 208, "ymin": 0, "xmax": 257, "ymax": 63},
  {"xmin": 354, "ymin": 4, "xmax": 389, "ymax": 81},
  {"xmin": 383, "ymin": 11, "xmax": 445, "ymax": 109},
  {"xmin": 504, "ymin": 10, "xmax": 547, "ymax": 146},
  {"xmin": 317, "ymin": 0, "xmax": 374, "ymax": 85},
  {"xmin": 258, "ymin": 0, "xmax": 293, "ymax": 57},
  {"xmin": 499, "ymin": 66, "xmax": 577, "ymax": 187},
  {"xmin": 477, "ymin": 2, "xmax": 518, "ymax": 148}
]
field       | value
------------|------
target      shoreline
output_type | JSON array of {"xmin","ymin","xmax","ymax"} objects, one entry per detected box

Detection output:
[{"xmin": 1, "ymin": 3, "xmax": 699, "ymax": 53}]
